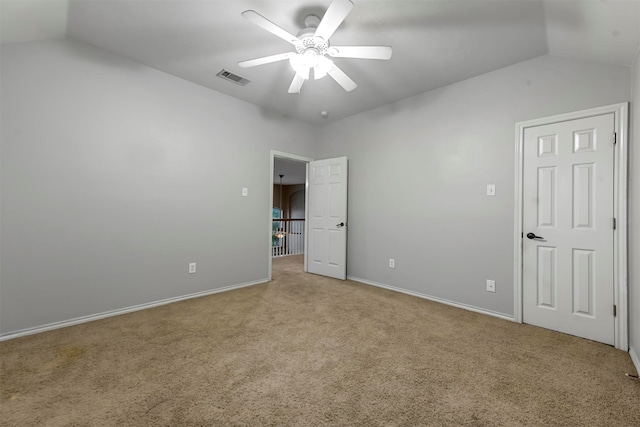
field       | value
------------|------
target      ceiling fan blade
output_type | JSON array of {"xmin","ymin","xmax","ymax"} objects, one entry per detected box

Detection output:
[
  {"xmin": 238, "ymin": 52, "xmax": 295, "ymax": 68},
  {"xmin": 327, "ymin": 64, "xmax": 357, "ymax": 92},
  {"xmin": 288, "ymin": 74, "xmax": 305, "ymax": 93},
  {"xmin": 328, "ymin": 46, "xmax": 393, "ymax": 60},
  {"xmin": 241, "ymin": 10, "xmax": 300, "ymax": 45},
  {"xmin": 314, "ymin": 0, "xmax": 354, "ymax": 41}
]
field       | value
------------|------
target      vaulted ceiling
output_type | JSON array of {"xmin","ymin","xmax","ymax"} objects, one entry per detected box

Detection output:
[{"xmin": 2, "ymin": 0, "xmax": 639, "ymax": 124}]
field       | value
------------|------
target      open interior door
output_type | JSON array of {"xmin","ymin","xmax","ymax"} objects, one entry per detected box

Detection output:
[{"xmin": 307, "ymin": 157, "xmax": 348, "ymax": 280}]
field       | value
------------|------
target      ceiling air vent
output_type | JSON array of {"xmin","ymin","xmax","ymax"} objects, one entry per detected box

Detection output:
[{"xmin": 216, "ymin": 69, "xmax": 250, "ymax": 86}]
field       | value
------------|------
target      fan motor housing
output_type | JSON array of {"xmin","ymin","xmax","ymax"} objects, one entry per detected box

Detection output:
[{"xmin": 295, "ymin": 21, "xmax": 329, "ymax": 55}]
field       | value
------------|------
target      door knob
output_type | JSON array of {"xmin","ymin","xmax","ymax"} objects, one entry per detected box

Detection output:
[
  {"xmin": 526, "ymin": 232, "xmax": 544, "ymax": 240},
  {"xmin": 336, "ymin": 222, "xmax": 345, "ymax": 227}
]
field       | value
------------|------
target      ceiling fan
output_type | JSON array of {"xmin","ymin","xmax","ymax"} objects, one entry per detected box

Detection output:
[{"xmin": 238, "ymin": 0, "xmax": 392, "ymax": 94}]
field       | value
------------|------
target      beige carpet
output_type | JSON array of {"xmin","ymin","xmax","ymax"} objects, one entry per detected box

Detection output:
[{"xmin": 1, "ymin": 255, "xmax": 639, "ymax": 426}]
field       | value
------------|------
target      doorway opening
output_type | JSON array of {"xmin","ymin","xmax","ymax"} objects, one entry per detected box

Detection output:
[
  {"xmin": 273, "ymin": 168, "xmax": 306, "ymax": 257},
  {"xmin": 269, "ymin": 151, "xmax": 313, "ymax": 281}
]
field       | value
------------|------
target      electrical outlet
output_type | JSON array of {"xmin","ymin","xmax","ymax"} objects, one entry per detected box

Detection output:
[
  {"xmin": 389, "ymin": 258, "xmax": 395, "ymax": 268},
  {"xmin": 189, "ymin": 262, "xmax": 196, "ymax": 274},
  {"xmin": 486, "ymin": 279, "xmax": 496, "ymax": 292}
]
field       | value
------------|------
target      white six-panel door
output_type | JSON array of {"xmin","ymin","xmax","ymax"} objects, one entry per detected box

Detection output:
[
  {"xmin": 307, "ymin": 157, "xmax": 348, "ymax": 280},
  {"xmin": 522, "ymin": 113, "xmax": 615, "ymax": 345}
]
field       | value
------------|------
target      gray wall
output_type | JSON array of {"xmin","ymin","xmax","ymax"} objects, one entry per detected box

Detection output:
[
  {"xmin": 1, "ymin": 38, "xmax": 637, "ymax": 354},
  {"xmin": 316, "ymin": 55, "xmax": 631, "ymax": 317},
  {"xmin": 0, "ymin": 39, "xmax": 316, "ymax": 334},
  {"xmin": 630, "ymin": 52, "xmax": 640, "ymax": 363}
]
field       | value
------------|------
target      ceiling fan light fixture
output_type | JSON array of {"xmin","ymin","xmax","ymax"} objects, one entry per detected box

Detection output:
[
  {"xmin": 289, "ymin": 54, "xmax": 308, "ymax": 78},
  {"xmin": 314, "ymin": 55, "xmax": 333, "ymax": 79},
  {"xmin": 299, "ymin": 67, "xmax": 310, "ymax": 80},
  {"xmin": 290, "ymin": 58, "xmax": 311, "ymax": 80},
  {"xmin": 290, "ymin": 51, "xmax": 333, "ymax": 80},
  {"xmin": 303, "ymin": 49, "xmax": 319, "ymax": 67}
]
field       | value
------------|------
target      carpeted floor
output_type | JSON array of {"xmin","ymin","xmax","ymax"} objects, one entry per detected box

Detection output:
[{"xmin": 1, "ymin": 254, "xmax": 639, "ymax": 426}]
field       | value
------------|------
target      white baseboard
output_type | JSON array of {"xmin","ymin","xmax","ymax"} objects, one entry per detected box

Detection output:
[
  {"xmin": 630, "ymin": 346, "xmax": 640, "ymax": 375},
  {"xmin": 347, "ymin": 276, "xmax": 515, "ymax": 322},
  {"xmin": 0, "ymin": 278, "xmax": 269, "ymax": 342}
]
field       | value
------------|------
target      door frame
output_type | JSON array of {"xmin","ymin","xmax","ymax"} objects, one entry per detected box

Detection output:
[
  {"xmin": 513, "ymin": 103, "xmax": 629, "ymax": 350},
  {"xmin": 268, "ymin": 150, "xmax": 313, "ymax": 281}
]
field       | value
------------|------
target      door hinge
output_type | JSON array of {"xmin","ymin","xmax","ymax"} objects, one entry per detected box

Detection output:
[
  {"xmin": 612, "ymin": 132, "xmax": 617, "ymax": 144},
  {"xmin": 613, "ymin": 218, "xmax": 617, "ymax": 230},
  {"xmin": 613, "ymin": 305, "xmax": 617, "ymax": 317}
]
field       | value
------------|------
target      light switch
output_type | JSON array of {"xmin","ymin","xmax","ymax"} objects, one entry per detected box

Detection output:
[
  {"xmin": 242, "ymin": 187, "xmax": 248, "ymax": 197},
  {"xmin": 486, "ymin": 184, "xmax": 496, "ymax": 196}
]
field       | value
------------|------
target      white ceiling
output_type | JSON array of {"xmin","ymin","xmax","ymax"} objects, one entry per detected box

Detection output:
[{"xmin": 1, "ymin": 0, "xmax": 639, "ymax": 124}]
